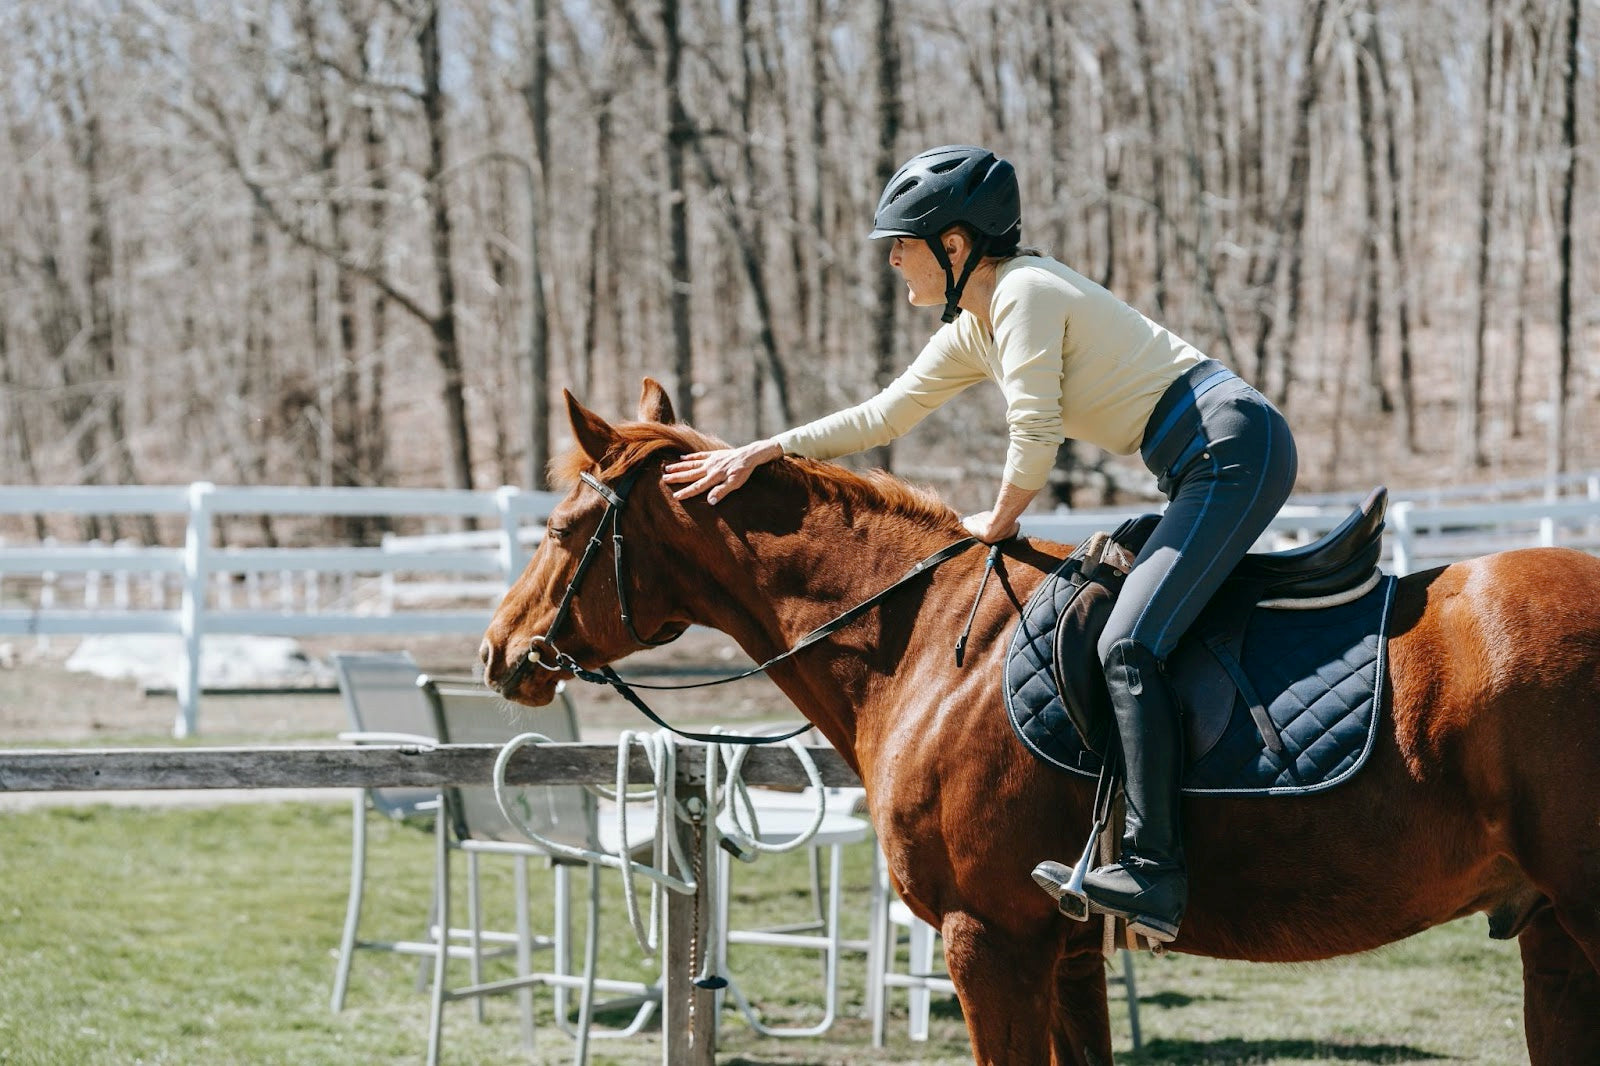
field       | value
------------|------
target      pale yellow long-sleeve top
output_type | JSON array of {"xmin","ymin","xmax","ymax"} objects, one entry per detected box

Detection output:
[{"xmin": 772, "ymin": 256, "xmax": 1205, "ymax": 491}]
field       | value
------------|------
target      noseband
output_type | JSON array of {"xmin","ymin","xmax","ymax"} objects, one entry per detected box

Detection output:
[{"xmin": 497, "ymin": 463, "xmax": 985, "ymax": 746}]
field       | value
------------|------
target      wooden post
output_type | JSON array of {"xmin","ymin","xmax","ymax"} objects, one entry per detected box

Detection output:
[{"xmin": 662, "ymin": 805, "xmax": 717, "ymax": 1066}]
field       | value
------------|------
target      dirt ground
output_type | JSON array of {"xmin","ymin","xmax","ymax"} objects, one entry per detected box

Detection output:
[{"xmin": 0, "ymin": 627, "xmax": 798, "ymax": 745}]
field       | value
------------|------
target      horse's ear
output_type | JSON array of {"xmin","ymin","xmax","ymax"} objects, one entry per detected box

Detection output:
[
  {"xmin": 565, "ymin": 389, "xmax": 618, "ymax": 462},
  {"xmin": 637, "ymin": 378, "xmax": 676, "ymax": 424}
]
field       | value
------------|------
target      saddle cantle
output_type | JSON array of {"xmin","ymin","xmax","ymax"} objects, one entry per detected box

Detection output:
[
  {"xmin": 1114, "ymin": 485, "xmax": 1388, "ymax": 602},
  {"xmin": 1005, "ymin": 487, "xmax": 1396, "ymax": 796}
]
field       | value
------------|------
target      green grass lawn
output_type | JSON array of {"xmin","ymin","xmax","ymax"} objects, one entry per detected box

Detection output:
[{"xmin": 0, "ymin": 801, "xmax": 1529, "ymax": 1065}]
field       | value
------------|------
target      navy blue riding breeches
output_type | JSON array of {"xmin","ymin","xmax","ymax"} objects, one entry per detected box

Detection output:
[{"xmin": 1096, "ymin": 359, "xmax": 1299, "ymax": 665}]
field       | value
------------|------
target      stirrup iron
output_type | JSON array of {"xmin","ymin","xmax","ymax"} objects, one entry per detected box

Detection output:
[{"xmin": 1032, "ymin": 759, "xmax": 1120, "ymax": 922}]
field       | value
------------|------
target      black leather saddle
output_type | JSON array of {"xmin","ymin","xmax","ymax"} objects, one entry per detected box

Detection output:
[
  {"xmin": 1006, "ymin": 488, "xmax": 1395, "ymax": 793},
  {"xmin": 1113, "ymin": 486, "xmax": 1388, "ymax": 602}
]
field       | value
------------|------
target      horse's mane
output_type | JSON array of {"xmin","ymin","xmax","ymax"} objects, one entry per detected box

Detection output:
[{"xmin": 550, "ymin": 421, "xmax": 962, "ymax": 534}]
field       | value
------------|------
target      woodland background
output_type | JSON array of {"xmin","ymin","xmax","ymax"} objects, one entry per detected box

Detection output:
[{"xmin": 0, "ymin": 0, "xmax": 1594, "ymax": 542}]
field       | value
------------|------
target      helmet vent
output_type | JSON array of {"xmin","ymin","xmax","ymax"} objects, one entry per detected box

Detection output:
[
  {"xmin": 889, "ymin": 178, "xmax": 918, "ymax": 203},
  {"xmin": 929, "ymin": 158, "xmax": 963, "ymax": 174}
]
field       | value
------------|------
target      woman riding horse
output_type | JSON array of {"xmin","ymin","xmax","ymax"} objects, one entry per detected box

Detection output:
[{"xmin": 662, "ymin": 144, "xmax": 1299, "ymax": 943}]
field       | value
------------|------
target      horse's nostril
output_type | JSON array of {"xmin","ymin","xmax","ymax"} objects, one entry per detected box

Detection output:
[{"xmin": 478, "ymin": 638, "xmax": 492, "ymax": 665}]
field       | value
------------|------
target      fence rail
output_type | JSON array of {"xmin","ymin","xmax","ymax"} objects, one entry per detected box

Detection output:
[
  {"xmin": 0, "ymin": 741, "xmax": 859, "ymax": 792},
  {"xmin": 2, "ymin": 477, "xmax": 1598, "ymax": 736}
]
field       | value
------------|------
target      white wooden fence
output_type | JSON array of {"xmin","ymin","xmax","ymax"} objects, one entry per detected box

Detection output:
[
  {"xmin": 0, "ymin": 483, "xmax": 558, "ymax": 736},
  {"xmin": 2, "ymin": 475, "xmax": 1597, "ymax": 737}
]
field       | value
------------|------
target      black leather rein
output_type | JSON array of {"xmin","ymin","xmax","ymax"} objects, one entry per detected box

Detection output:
[{"xmin": 497, "ymin": 465, "xmax": 985, "ymax": 746}]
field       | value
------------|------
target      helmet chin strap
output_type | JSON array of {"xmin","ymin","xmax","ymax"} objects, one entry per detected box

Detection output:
[{"xmin": 927, "ymin": 235, "xmax": 987, "ymax": 324}]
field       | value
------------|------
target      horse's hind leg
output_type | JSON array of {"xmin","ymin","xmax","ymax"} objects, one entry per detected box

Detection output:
[{"xmin": 1519, "ymin": 907, "xmax": 1600, "ymax": 1065}]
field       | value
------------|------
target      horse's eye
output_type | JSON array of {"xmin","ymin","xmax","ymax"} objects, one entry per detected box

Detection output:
[{"xmin": 547, "ymin": 524, "xmax": 570, "ymax": 542}]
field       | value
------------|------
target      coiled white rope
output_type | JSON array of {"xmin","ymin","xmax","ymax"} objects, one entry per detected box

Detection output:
[
  {"xmin": 710, "ymin": 731, "xmax": 827, "ymax": 861},
  {"xmin": 491, "ymin": 727, "xmax": 828, "ymax": 962}
]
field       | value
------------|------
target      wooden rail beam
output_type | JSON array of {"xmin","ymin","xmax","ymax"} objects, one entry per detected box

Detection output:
[{"xmin": 0, "ymin": 742, "xmax": 861, "ymax": 793}]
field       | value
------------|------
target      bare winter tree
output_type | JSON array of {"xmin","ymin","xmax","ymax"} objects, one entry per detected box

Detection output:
[{"xmin": 0, "ymin": 0, "xmax": 1594, "ymax": 532}]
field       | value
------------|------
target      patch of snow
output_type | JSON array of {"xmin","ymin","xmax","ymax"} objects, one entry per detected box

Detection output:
[{"xmin": 65, "ymin": 635, "xmax": 336, "ymax": 690}]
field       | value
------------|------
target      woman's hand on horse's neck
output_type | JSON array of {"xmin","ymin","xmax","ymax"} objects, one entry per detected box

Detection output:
[{"xmin": 964, "ymin": 481, "xmax": 1038, "ymax": 543}]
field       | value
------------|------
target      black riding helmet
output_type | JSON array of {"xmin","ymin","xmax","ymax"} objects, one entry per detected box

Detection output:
[{"xmin": 870, "ymin": 145, "xmax": 1021, "ymax": 323}]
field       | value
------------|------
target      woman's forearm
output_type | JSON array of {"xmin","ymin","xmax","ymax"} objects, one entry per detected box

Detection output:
[{"xmin": 989, "ymin": 481, "xmax": 1040, "ymax": 533}]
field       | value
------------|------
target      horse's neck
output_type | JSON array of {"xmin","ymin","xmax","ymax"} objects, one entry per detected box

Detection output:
[{"xmin": 690, "ymin": 507, "xmax": 966, "ymax": 758}]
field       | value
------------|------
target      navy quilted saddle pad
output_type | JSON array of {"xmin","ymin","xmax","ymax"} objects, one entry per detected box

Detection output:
[{"xmin": 1005, "ymin": 559, "xmax": 1397, "ymax": 797}]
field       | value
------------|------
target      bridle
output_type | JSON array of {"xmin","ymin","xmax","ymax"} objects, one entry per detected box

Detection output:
[
  {"xmin": 510, "ymin": 467, "xmax": 676, "ymax": 680},
  {"xmin": 496, "ymin": 463, "xmax": 989, "ymax": 746}
]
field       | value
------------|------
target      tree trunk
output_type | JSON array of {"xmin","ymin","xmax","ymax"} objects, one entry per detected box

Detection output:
[
  {"xmin": 1129, "ymin": 0, "xmax": 1168, "ymax": 317},
  {"xmin": 1353, "ymin": 6, "xmax": 1394, "ymax": 415},
  {"xmin": 1365, "ymin": 1, "xmax": 1418, "ymax": 452},
  {"xmin": 419, "ymin": 1, "xmax": 474, "ymax": 492},
  {"xmin": 660, "ymin": 0, "xmax": 694, "ymax": 423},
  {"xmin": 1178, "ymin": 0, "xmax": 1239, "ymax": 366},
  {"xmin": 0, "ymin": 289, "xmax": 48, "ymax": 539},
  {"xmin": 358, "ymin": 20, "xmax": 391, "ymax": 506},
  {"xmin": 1510, "ymin": 0, "xmax": 1558, "ymax": 440},
  {"xmin": 520, "ymin": 0, "xmax": 553, "ymax": 490},
  {"xmin": 580, "ymin": 93, "xmax": 612, "ymax": 404},
  {"xmin": 1463, "ymin": 0, "xmax": 1500, "ymax": 469},
  {"xmin": 1251, "ymin": 0, "xmax": 1329, "ymax": 409},
  {"xmin": 1549, "ymin": 0, "xmax": 1579, "ymax": 478},
  {"xmin": 806, "ymin": 0, "xmax": 829, "ymax": 362},
  {"xmin": 867, "ymin": 0, "xmax": 902, "ymax": 472},
  {"xmin": 297, "ymin": 0, "xmax": 364, "ymax": 537}
]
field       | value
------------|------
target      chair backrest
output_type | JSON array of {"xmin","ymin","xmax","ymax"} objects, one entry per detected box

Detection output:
[
  {"xmin": 418, "ymin": 677, "xmax": 599, "ymax": 851},
  {"xmin": 329, "ymin": 651, "xmax": 438, "ymax": 817}
]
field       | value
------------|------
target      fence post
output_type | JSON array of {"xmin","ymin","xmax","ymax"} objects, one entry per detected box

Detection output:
[
  {"xmin": 662, "ymin": 806, "xmax": 717, "ymax": 1066},
  {"xmin": 1390, "ymin": 501, "xmax": 1413, "ymax": 577},
  {"xmin": 175, "ymin": 481, "xmax": 214, "ymax": 738},
  {"xmin": 38, "ymin": 536, "xmax": 56, "ymax": 652},
  {"xmin": 496, "ymin": 485, "xmax": 522, "ymax": 588}
]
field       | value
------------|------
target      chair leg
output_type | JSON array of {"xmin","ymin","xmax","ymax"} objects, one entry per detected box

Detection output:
[
  {"xmin": 907, "ymin": 919, "xmax": 935, "ymax": 1042},
  {"xmin": 330, "ymin": 791, "xmax": 367, "ymax": 1013},
  {"xmin": 554, "ymin": 864, "xmax": 572, "ymax": 1034},
  {"xmin": 807, "ymin": 846, "xmax": 825, "ymax": 925},
  {"xmin": 468, "ymin": 852, "xmax": 485, "ymax": 1024},
  {"xmin": 427, "ymin": 798, "xmax": 452, "ymax": 1066},
  {"xmin": 867, "ymin": 856, "xmax": 889, "ymax": 1049},
  {"xmin": 515, "ymin": 855, "xmax": 536, "ymax": 1056},
  {"xmin": 1121, "ymin": 948, "xmax": 1142, "ymax": 1051},
  {"xmin": 573, "ymin": 863, "xmax": 601, "ymax": 1066}
]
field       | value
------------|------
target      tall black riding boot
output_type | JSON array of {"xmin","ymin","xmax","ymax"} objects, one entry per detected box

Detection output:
[{"xmin": 1081, "ymin": 638, "xmax": 1187, "ymax": 942}]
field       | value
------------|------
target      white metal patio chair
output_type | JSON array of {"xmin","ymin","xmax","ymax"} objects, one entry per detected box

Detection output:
[
  {"xmin": 712, "ymin": 780, "xmax": 875, "ymax": 1037},
  {"xmin": 866, "ymin": 847, "xmax": 1142, "ymax": 1049},
  {"xmin": 418, "ymin": 674, "xmax": 659, "ymax": 1066},
  {"xmin": 330, "ymin": 650, "xmax": 502, "ymax": 1014}
]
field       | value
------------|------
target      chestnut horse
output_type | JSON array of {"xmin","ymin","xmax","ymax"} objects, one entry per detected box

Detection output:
[{"xmin": 482, "ymin": 381, "xmax": 1600, "ymax": 1065}]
